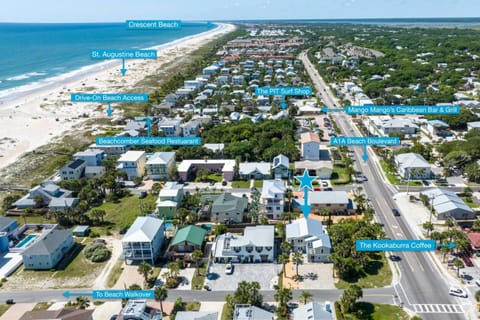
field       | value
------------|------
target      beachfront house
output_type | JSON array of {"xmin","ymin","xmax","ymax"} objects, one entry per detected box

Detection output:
[
  {"xmin": 146, "ymin": 152, "xmax": 176, "ymax": 181},
  {"xmin": 14, "ymin": 182, "xmax": 78, "ymax": 212},
  {"xmin": 155, "ymin": 182, "xmax": 184, "ymax": 219},
  {"xmin": 117, "ymin": 151, "xmax": 146, "ymax": 180},
  {"xmin": 158, "ymin": 118, "xmax": 181, "ymax": 137},
  {"xmin": 73, "ymin": 148, "xmax": 105, "ymax": 166},
  {"xmin": 261, "ymin": 180, "xmax": 286, "ymax": 219},
  {"xmin": 60, "ymin": 159, "xmax": 87, "ymax": 181},
  {"xmin": 22, "ymin": 227, "xmax": 74, "ymax": 270},
  {"xmin": 121, "ymin": 216, "xmax": 165, "ymax": 265},
  {"xmin": 213, "ymin": 225, "xmax": 274, "ymax": 263},
  {"xmin": 286, "ymin": 218, "xmax": 331, "ymax": 263}
]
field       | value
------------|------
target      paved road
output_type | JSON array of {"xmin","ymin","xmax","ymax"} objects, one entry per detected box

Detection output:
[
  {"xmin": 0, "ymin": 287, "xmax": 395, "ymax": 304},
  {"xmin": 300, "ymin": 51, "xmax": 467, "ymax": 320}
]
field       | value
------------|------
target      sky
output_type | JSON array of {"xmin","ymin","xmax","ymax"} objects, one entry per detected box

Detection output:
[{"xmin": 1, "ymin": 0, "xmax": 478, "ymax": 23}]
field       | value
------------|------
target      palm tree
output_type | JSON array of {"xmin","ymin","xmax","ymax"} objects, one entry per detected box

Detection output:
[
  {"xmin": 472, "ymin": 219, "xmax": 480, "ymax": 232},
  {"xmin": 285, "ymin": 189, "xmax": 294, "ymax": 216},
  {"xmin": 422, "ymin": 221, "xmax": 434, "ymax": 238},
  {"xmin": 440, "ymin": 246, "xmax": 451, "ymax": 263},
  {"xmin": 191, "ymin": 249, "xmax": 203, "ymax": 276},
  {"xmin": 292, "ymin": 252, "xmax": 304, "ymax": 277},
  {"xmin": 167, "ymin": 261, "xmax": 181, "ymax": 279},
  {"xmin": 341, "ymin": 284, "xmax": 363, "ymax": 313},
  {"xmin": 278, "ymin": 253, "xmax": 290, "ymax": 277},
  {"xmin": 137, "ymin": 261, "xmax": 153, "ymax": 288},
  {"xmin": 319, "ymin": 208, "xmax": 330, "ymax": 222},
  {"xmin": 75, "ymin": 296, "xmax": 90, "ymax": 310},
  {"xmin": 280, "ymin": 241, "xmax": 292, "ymax": 255},
  {"xmin": 298, "ymin": 290, "xmax": 313, "ymax": 304},
  {"xmin": 154, "ymin": 285, "xmax": 168, "ymax": 314},
  {"xmin": 453, "ymin": 259, "xmax": 464, "ymax": 277},
  {"xmin": 274, "ymin": 287, "xmax": 292, "ymax": 318}
]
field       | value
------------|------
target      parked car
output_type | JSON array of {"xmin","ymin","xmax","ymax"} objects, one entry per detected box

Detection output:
[
  {"xmin": 209, "ymin": 181, "xmax": 215, "ymax": 186},
  {"xmin": 449, "ymin": 287, "xmax": 468, "ymax": 298},
  {"xmin": 222, "ymin": 180, "xmax": 227, "ymax": 186},
  {"xmin": 475, "ymin": 279, "xmax": 480, "ymax": 287},
  {"xmin": 110, "ymin": 315, "xmax": 118, "ymax": 320},
  {"xmin": 461, "ymin": 254, "xmax": 474, "ymax": 267},
  {"xmin": 138, "ymin": 191, "xmax": 147, "ymax": 199},
  {"xmin": 321, "ymin": 181, "xmax": 329, "ymax": 187},
  {"xmin": 422, "ymin": 180, "xmax": 430, "ymax": 186},
  {"xmin": 5, "ymin": 299, "xmax": 14, "ymax": 305},
  {"xmin": 392, "ymin": 208, "xmax": 401, "ymax": 217},
  {"xmin": 225, "ymin": 263, "xmax": 234, "ymax": 275}
]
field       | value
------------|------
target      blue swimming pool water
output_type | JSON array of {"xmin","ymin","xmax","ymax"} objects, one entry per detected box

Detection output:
[
  {"xmin": 16, "ymin": 234, "xmax": 37, "ymax": 248},
  {"xmin": 165, "ymin": 222, "xmax": 173, "ymax": 228}
]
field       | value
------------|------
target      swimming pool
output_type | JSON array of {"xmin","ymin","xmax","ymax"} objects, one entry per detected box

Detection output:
[
  {"xmin": 16, "ymin": 234, "xmax": 37, "ymax": 248},
  {"xmin": 165, "ymin": 222, "xmax": 173, "ymax": 228}
]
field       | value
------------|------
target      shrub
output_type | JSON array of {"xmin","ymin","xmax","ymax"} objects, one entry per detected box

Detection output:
[{"xmin": 84, "ymin": 242, "xmax": 111, "ymax": 262}]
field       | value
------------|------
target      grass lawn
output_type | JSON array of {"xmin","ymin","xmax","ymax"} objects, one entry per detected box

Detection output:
[
  {"xmin": 379, "ymin": 161, "xmax": 421, "ymax": 186},
  {"xmin": 335, "ymin": 254, "xmax": 392, "ymax": 289},
  {"xmin": 185, "ymin": 301, "xmax": 201, "ymax": 311},
  {"xmin": 253, "ymin": 180, "xmax": 263, "ymax": 188},
  {"xmin": 106, "ymin": 259, "xmax": 124, "ymax": 288},
  {"xmin": 33, "ymin": 302, "xmax": 54, "ymax": 311},
  {"xmin": 331, "ymin": 165, "xmax": 352, "ymax": 185},
  {"xmin": 86, "ymin": 194, "xmax": 157, "ymax": 231},
  {"xmin": 0, "ymin": 305, "xmax": 10, "ymax": 317},
  {"xmin": 208, "ymin": 173, "xmax": 223, "ymax": 182},
  {"xmin": 231, "ymin": 180, "xmax": 250, "ymax": 188},
  {"xmin": 191, "ymin": 264, "xmax": 208, "ymax": 290},
  {"xmin": 336, "ymin": 302, "xmax": 409, "ymax": 320},
  {"xmin": 462, "ymin": 197, "xmax": 478, "ymax": 208},
  {"xmin": 221, "ymin": 303, "xmax": 230, "ymax": 320}
]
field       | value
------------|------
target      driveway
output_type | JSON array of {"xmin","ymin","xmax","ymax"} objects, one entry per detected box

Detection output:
[
  {"xmin": 0, "ymin": 303, "xmax": 35, "ymax": 320},
  {"xmin": 205, "ymin": 263, "xmax": 281, "ymax": 291}
]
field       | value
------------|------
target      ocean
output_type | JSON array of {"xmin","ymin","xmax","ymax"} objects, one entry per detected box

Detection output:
[{"xmin": 0, "ymin": 22, "xmax": 214, "ymax": 100}]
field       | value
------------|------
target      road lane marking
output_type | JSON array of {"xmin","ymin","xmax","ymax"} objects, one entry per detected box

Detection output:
[{"xmin": 411, "ymin": 304, "xmax": 464, "ymax": 314}]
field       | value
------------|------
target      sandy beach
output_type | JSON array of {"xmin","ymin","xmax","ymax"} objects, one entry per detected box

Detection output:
[{"xmin": 0, "ymin": 23, "xmax": 235, "ymax": 172}]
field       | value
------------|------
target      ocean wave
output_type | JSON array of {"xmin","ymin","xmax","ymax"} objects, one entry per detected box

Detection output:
[{"xmin": 6, "ymin": 72, "xmax": 47, "ymax": 81}]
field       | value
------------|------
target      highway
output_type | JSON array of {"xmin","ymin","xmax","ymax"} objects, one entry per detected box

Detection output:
[{"xmin": 300, "ymin": 50, "xmax": 468, "ymax": 320}]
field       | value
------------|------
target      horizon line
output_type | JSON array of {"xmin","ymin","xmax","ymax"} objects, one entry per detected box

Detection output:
[{"xmin": 1, "ymin": 16, "xmax": 480, "ymax": 24}]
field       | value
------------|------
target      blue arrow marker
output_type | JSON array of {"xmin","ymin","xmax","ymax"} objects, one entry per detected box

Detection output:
[
  {"xmin": 438, "ymin": 242, "xmax": 456, "ymax": 249},
  {"xmin": 280, "ymin": 96, "xmax": 286, "ymax": 109},
  {"xmin": 120, "ymin": 58, "xmax": 127, "ymax": 76},
  {"xmin": 106, "ymin": 103, "xmax": 113, "ymax": 116},
  {"xmin": 362, "ymin": 144, "xmax": 368, "ymax": 162},
  {"xmin": 146, "ymin": 118, "xmax": 152, "ymax": 137},
  {"xmin": 300, "ymin": 188, "xmax": 312, "ymax": 218},
  {"xmin": 63, "ymin": 291, "xmax": 92, "ymax": 298}
]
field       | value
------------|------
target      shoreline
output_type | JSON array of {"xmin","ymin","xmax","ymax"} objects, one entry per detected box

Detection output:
[{"xmin": 0, "ymin": 23, "xmax": 236, "ymax": 171}]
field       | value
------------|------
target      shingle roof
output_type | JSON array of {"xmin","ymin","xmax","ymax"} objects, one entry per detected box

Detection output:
[
  {"xmin": 212, "ymin": 193, "xmax": 248, "ymax": 214},
  {"xmin": 171, "ymin": 225, "xmax": 206, "ymax": 247},
  {"xmin": 239, "ymin": 162, "xmax": 271, "ymax": 175},
  {"xmin": 19, "ymin": 308, "xmax": 94, "ymax": 320},
  {"xmin": 22, "ymin": 228, "xmax": 72, "ymax": 256},
  {"xmin": 121, "ymin": 216, "xmax": 164, "ymax": 243},
  {"xmin": 395, "ymin": 153, "xmax": 430, "ymax": 169}
]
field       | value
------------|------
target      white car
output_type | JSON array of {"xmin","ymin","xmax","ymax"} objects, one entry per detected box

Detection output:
[
  {"xmin": 449, "ymin": 287, "xmax": 468, "ymax": 298},
  {"xmin": 225, "ymin": 263, "xmax": 234, "ymax": 275},
  {"xmin": 476, "ymin": 279, "xmax": 480, "ymax": 287}
]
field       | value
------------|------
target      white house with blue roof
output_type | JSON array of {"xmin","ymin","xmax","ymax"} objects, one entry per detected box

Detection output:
[{"xmin": 286, "ymin": 218, "xmax": 331, "ymax": 262}]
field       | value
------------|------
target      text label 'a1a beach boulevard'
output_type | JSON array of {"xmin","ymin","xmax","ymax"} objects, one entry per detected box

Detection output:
[
  {"xmin": 90, "ymin": 49, "xmax": 157, "ymax": 60},
  {"xmin": 330, "ymin": 136, "xmax": 400, "ymax": 146},
  {"xmin": 71, "ymin": 93, "xmax": 149, "ymax": 103},
  {"xmin": 345, "ymin": 105, "xmax": 460, "ymax": 115},
  {"xmin": 126, "ymin": 20, "xmax": 182, "ymax": 29},
  {"xmin": 96, "ymin": 136, "xmax": 202, "ymax": 146},
  {"xmin": 254, "ymin": 86, "xmax": 313, "ymax": 96}
]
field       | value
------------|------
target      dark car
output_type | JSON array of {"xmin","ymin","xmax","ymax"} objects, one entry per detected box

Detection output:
[
  {"xmin": 392, "ymin": 208, "xmax": 401, "ymax": 217},
  {"xmin": 5, "ymin": 299, "xmax": 14, "ymax": 305},
  {"xmin": 222, "ymin": 180, "xmax": 227, "ymax": 186},
  {"xmin": 110, "ymin": 315, "xmax": 118, "ymax": 320},
  {"xmin": 209, "ymin": 181, "xmax": 215, "ymax": 186},
  {"xmin": 138, "ymin": 191, "xmax": 147, "ymax": 199},
  {"xmin": 461, "ymin": 254, "xmax": 474, "ymax": 267},
  {"xmin": 119, "ymin": 227, "xmax": 127, "ymax": 235}
]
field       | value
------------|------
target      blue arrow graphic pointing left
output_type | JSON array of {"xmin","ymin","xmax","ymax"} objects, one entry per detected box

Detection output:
[
  {"xmin": 63, "ymin": 291, "xmax": 92, "ymax": 298},
  {"xmin": 120, "ymin": 58, "xmax": 127, "ymax": 76}
]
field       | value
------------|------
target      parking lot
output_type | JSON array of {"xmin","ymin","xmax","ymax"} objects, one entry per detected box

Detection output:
[{"xmin": 205, "ymin": 263, "xmax": 282, "ymax": 291}]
